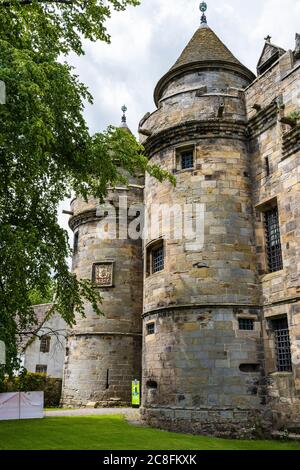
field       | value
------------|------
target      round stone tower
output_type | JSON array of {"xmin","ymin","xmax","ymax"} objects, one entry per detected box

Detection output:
[
  {"xmin": 139, "ymin": 11, "xmax": 265, "ymax": 436},
  {"xmin": 61, "ymin": 110, "xmax": 143, "ymax": 407}
]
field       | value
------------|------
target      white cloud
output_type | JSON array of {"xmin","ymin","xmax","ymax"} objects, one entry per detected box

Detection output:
[{"xmin": 59, "ymin": 0, "xmax": 300, "ymax": 240}]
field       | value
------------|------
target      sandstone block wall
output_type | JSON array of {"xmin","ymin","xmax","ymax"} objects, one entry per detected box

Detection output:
[
  {"xmin": 246, "ymin": 50, "xmax": 300, "ymax": 428},
  {"xmin": 142, "ymin": 307, "xmax": 265, "ymax": 437},
  {"xmin": 62, "ymin": 178, "xmax": 144, "ymax": 407}
]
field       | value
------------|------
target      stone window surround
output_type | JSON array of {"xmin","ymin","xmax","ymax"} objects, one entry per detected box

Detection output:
[
  {"xmin": 146, "ymin": 322, "xmax": 156, "ymax": 335},
  {"xmin": 255, "ymin": 197, "xmax": 284, "ymax": 276},
  {"xmin": 266, "ymin": 315, "xmax": 293, "ymax": 374},
  {"xmin": 235, "ymin": 313, "xmax": 260, "ymax": 332},
  {"xmin": 174, "ymin": 142, "xmax": 196, "ymax": 173},
  {"xmin": 92, "ymin": 261, "xmax": 115, "ymax": 288},
  {"xmin": 238, "ymin": 318, "xmax": 255, "ymax": 331},
  {"xmin": 145, "ymin": 239, "xmax": 165, "ymax": 278}
]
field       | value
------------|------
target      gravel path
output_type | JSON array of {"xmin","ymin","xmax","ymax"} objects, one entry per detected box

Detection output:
[{"xmin": 45, "ymin": 407, "xmax": 141, "ymax": 423}]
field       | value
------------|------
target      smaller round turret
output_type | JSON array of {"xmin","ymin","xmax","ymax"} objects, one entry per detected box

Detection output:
[{"xmin": 61, "ymin": 108, "xmax": 144, "ymax": 407}]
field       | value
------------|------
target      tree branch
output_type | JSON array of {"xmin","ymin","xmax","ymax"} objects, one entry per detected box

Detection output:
[{"xmin": 0, "ymin": 0, "xmax": 75, "ymax": 6}]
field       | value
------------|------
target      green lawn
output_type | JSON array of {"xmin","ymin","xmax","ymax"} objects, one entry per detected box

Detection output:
[{"xmin": 0, "ymin": 415, "xmax": 299, "ymax": 450}]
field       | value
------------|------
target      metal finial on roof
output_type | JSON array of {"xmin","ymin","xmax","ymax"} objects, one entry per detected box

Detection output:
[
  {"xmin": 200, "ymin": 2, "xmax": 207, "ymax": 25},
  {"xmin": 121, "ymin": 105, "xmax": 127, "ymax": 123},
  {"xmin": 264, "ymin": 35, "xmax": 272, "ymax": 43}
]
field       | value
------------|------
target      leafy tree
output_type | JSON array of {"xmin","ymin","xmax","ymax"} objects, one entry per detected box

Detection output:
[
  {"xmin": 0, "ymin": 0, "xmax": 174, "ymax": 375},
  {"xmin": 29, "ymin": 279, "xmax": 54, "ymax": 306}
]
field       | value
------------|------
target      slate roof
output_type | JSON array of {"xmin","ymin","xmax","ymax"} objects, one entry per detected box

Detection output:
[
  {"xmin": 154, "ymin": 25, "xmax": 255, "ymax": 105},
  {"xmin": 17, "ymin": 304, "xmax": 53, "ymax": 352},
  {"xmin": 170, "ymin": 25, "xmax": 246, "ymax": 72}
]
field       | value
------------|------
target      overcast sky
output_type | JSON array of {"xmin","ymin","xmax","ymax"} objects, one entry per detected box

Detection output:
[{"xmin": 58, "ymin": 0, "xmax": 300, "ymax": 238}]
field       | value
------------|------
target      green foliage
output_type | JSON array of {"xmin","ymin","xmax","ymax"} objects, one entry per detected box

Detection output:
[
  {"xmin": 29, "ymin": 279, "xmax": 54, "ymax": 306},
  {"xmin": 1, "ymin": 372, "xmax": 62, "ymax": 407},
  {"xmin": 0, "ymin": 0, "xmax": 174, "ymax": 373},
  {"xmin": 287, "ymin": 110, "xmax": 300, "ymax": 121}
]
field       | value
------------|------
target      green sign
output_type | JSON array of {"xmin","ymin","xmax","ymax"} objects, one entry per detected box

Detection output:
[{"xmin": 132, "ymin": 380, "xmax": 140, "ymax": 406}]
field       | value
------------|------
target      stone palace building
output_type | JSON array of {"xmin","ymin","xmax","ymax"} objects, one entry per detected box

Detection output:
[{"xmin": 60, "ymin": 4, "xmax": 300, "ymax": 437}]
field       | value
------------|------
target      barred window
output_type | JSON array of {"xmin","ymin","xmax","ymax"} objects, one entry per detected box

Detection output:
[
  {"xmin": 181, "ymin": 150, "xmax": 194, "ymax": 170},
  {"xmin": 264, "ymin": 207, "xmax": 283, "ymax": 273},
  {"xmin": 239, "ymin": 318, "xmax": 254, "ymax": 331},
  {"xmin": 146, "ymin": 240, "xmax": 165, "ymax": 276},
  {"xmin": 36, "ymin": 364, "xmax": 47, "ymax": 374},
  {"xmin": 152, "ymin": 245, "xmax": 164, "ymax": 273},
  {"xmin": 272, "ymin": 317, "xmax": 292, "ymax": 372},
  {"xmin": 40, "ymin": 335, "xmax": 50, "ymax": 353}
]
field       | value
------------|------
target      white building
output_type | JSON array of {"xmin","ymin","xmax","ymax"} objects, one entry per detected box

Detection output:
[{"xmin": 19, "ymin": 304, "xmax": 66, "ymax": 379}]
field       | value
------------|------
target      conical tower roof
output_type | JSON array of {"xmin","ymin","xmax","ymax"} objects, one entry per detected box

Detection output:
[{"xmin": 154, "ymin": 25, "xmax": 255, "ymax": 105}]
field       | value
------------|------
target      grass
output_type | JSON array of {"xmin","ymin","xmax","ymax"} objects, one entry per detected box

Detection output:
[{"xmin": 0, "ymin": 415, "xmax": 300, "ymax": 450}]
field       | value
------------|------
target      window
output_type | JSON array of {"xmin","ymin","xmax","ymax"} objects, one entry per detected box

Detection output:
[
  {"xmin": 264, "ymin": 206, "xmax": 283, "ymax": 273},
  {"xmin": 265, "ymin": 156, "xmax": 271, "ymax": 176},
  {"xmin": 239, "ymin": 364, "xmax": 260, "ymax": 373},
  {"xmin": 239, "ymin": 318, "xmax": 254, "ymax": 331},
  {"xmin": 36, "ymin": 365, "xmax": 47, "ymax": 374},
  {"xmin": 40, "ymin": 335, "xmax": 50, "ymax": 353},
  {"xmin": 152, "ymin": 245, "xmax": 164, "ymax": 273},
  {"xmin": 146, "ymin": 323, "xmax": 155, "ymax": 335},
  {"xmin": 181, "ymin": 150, "xmax": 194, "ymax": 170},
  {"xmin": 272, "ymin": 317, "xmax": 292, "ymax": 372},
  {"xmin": 146, "ymin": 240, "xmax": 165, "ymax": 276},
  {"xmin": 73, "ymin": 231, "xmax": 79, "ymax": 254}
]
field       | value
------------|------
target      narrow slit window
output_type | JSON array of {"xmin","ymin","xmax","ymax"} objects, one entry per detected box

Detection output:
[
  {"xmin": 265, "ymin": 157, "xmax": 271, "ymax": 176},
  {"xmin": 73, "ymin": 231, "xmax": 79, "ymax": 254}
]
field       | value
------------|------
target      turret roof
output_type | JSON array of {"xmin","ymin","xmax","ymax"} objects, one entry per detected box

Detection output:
[
  {"xmin": 171, "ymin": 26, "xmax": 245, "ymax": 71},
  {"xmin": 154, "ymin": 25, "xmax": 255, "ymax": 105}
]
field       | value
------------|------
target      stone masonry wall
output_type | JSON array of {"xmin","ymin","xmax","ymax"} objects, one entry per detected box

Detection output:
[
  {"xmin": 140, "ymin": 64, "xmax": 264, "ymax": 435},
  {"xmin": 62, "ymin": 179, "xmax": 144, "ymax": 407},
  {"xmin": 246, "ymin": 49, "xmax": 300, "ymax": 429},
  {"xmin": 143, "ymin": 138, "xmax": 259, "ymax": 313},
  {"xmin": 142, "ymin": 307, "xmax": 265, "ymax": 438}
]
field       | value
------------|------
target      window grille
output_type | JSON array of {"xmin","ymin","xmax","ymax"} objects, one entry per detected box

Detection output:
[
  {"xmin": 272, "ymin": 317, "xmax": 292, "ymax": 372},
  {"xmin": 264, "ymin": 207, "xmax": 283, "ymax": 273},
  {"xmin": 152, "ymin": 245, "xmax": 164, "ymax": 273},
  {"xmin": 238, "ymin": 318, "xmax": 254, "ymax": 331}
]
